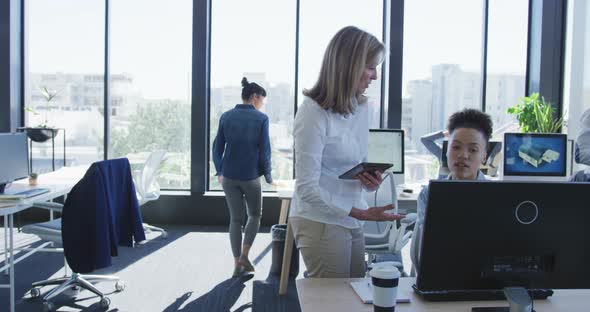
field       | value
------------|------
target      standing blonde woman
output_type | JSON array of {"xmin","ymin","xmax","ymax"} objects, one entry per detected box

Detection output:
[{"xmin": 290, "ymin": 26, "xmax": 403, "ymax": 278}]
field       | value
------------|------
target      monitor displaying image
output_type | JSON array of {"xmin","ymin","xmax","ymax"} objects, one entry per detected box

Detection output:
[
  {"xmin": 503, "ymin": 133, "xmax": 567, "ymax": 177},
  {"xmin": 368, "ymin": 129, "xmax": 404, "ymax": 174}
]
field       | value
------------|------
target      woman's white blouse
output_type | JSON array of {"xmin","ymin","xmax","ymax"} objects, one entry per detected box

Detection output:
[{"xmin": 290, "ymin": 96, "xmax": 369, "ymax": 229}]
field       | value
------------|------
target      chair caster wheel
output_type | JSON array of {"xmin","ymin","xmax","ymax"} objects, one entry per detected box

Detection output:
[
  {"xmin": 43, "ymin": 301, "xmax": 55, "ymax": 312},
  {"xmin": 100, "ymin": 297, "xmax": 111, "ymax": 309},
  {"xmin": 64, "ymin": 285, "xmax": 81, "ymax": 296},
  {"xmin": 30, "ymin": 287, "xmax": 41, "ymax": 298},
  {"xmin": 115, "ymin": 281, "xmax": 126, "ymax": 292}
]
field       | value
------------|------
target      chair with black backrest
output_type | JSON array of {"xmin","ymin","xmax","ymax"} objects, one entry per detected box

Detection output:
[{"xmin": 22, "ymin": 158, "xmax": 146, "ymax": 311}]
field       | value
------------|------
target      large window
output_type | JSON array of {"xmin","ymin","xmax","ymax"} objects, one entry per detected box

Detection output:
[
  {"xmin": 298, "ymin": 0, "xmax": 384, "ymax": 128},
  {"xmin": 110, "ymin": 0, "xmax": 192, "ymax": 190},
  {"xmin": 25, "ymin": 0, "xmax": 105, "ymax": 173},
  {"xmin": 209, "ymin": 0, "xmax": 297, "ymax": 191},
  {"xmin": 485, "ymin": 0, "xmax": 528, "ymax": 138},
  {"xmin": 401, "ymin": 0, "xmax": 484, "ymax": 185},
  {"xmin": 208, "ymin": 0, "xmax": 384, "ymax": 191},
  {"xmin": 22, "ymin": 1, "xmax": 536, "ymax": 196}
]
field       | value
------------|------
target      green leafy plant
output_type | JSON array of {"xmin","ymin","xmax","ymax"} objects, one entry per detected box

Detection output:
[
  {"xmin": 25, "ymin": 86, "xmax": 59, "ymax": 128},
  {"xmin": 506, "ymin": 92, "xmax": 563, "ymax": 133}
]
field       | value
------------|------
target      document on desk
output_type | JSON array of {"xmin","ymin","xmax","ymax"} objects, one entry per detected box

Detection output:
[
  {"xmin": 0, "ymin": 202, "xmax": 16, "ymax": 208},
  {"xmin": 0, "ymin": 194, "xmax": 25, "ymax": 200},
  {"xmin": 350, "ymin": 281, "xmax": 411, "ymax": 304},
  {"xmin": 0, "ymin": 196, "xmax": 25, "ymax": 208}
]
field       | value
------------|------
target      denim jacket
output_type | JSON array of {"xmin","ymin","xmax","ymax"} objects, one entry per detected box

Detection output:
[{"xmin": 212, "ymin": 104, "xmax": 272, "ymax": 183}]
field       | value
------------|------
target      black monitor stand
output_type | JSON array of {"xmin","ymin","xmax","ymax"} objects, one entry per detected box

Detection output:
[{"xmin": 472, "ymin": 287, "xmax": 535, "ymax": 312}]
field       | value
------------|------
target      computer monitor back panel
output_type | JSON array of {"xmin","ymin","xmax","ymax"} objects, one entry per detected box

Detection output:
[
  {"xmin": 417, "ymin": 180, "xmax": 590, "ymax": 292},
  {"xmin": 368, "ymin": 129, "xmax": 404, "ymax": 174},
  {"xmin": 503, "ymin": 133, "xmax": 567, "ymax": 181},
  {"xmin": 0, "ymin": 133, "xmax": 29, "ymax": 192}
]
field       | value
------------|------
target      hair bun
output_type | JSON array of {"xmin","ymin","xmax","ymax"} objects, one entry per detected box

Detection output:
[{"xmin": 241, "ymin": 77, "xmax": 249, "ymax": 87}]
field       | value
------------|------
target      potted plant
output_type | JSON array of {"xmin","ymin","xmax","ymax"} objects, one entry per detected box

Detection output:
[
  {"xmin": 23, "ymin": 86, "xmax": 60, "ymax": 142},
  {"xmin": 506, "ymin": 92, "xmax": 563, "ymax": 133},
  {"xmin": 29, "ymin": 172, "xmax": 39, "ymax": 186}
]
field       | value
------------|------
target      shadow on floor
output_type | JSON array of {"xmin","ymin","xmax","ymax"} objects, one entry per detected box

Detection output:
[
  {"xmin": 163, "ymin": 273, "xmax": 254, "ymax": 312},
  {"xmin": 251, "ymin": 275, "xmax": 301, "ymax": 312},
  {"xmin": 2, "ymin": 227, "xmax": 182, "ymax": 311}
]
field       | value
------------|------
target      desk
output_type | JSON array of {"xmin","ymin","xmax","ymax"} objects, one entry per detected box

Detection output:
[
  {"xmin": 276, "ymin": 188, "xmax": 294, "ymax": 295},
  {"xmin": 276, "ymin": 185, "xmax": 419, "ymax": 295},
  {"xmin": 296, "ymin": 277, "xmax": 589, "ymax": 311},
  {"xmin": 0, "ymin": 166, "xmax": 86, "ymax": 312}
]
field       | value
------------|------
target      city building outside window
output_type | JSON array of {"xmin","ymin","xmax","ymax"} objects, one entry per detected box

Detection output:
[
  {"xmin": 25, "ymin": 0, "xmax": 105, "ymax": 173},
  {"xmin": 209, "ymin": 0, "xmax": 296, "ymax": 191},
  {"xmin": 109, "ymin": 0, "xmax": 193, "ymax": 190}
]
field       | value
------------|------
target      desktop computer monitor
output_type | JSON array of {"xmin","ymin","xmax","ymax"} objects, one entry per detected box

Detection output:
[
  {"xmin": 368, "ymin": 129, "xmax": 404, "ymax": 174},
  {"xmin": 414, "ymin": 180, "xmax": 590, "ymax": 301},
  {"xmin": 503, "ymin": 132, "xmax": 567, "ymax": 181},
  {"xmin": 0, "ymin": 133, "xmax": 29, "ymax": 193}
]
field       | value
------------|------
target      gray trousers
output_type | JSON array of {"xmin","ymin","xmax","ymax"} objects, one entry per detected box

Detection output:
[
  {"xmin": 291, "ymin": 217, "xmax": 366, "ymax": 278},
  {"xmin": 221, "ymin": 177, "xmax": 262, "ymax": 258}
]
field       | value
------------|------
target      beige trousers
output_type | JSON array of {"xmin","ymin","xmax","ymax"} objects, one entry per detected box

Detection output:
[{"xmin": 291, "ymin": 217, "xmax": 366, "ymax": 278}]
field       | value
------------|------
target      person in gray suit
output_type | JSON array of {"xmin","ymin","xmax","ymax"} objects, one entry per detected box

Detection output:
[{"xmin": 571, "ymin": 108, "xmax": 590, "ymax": 182}]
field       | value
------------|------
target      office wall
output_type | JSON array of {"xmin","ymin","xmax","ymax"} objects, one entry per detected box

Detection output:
[{"xmin": 141, "ymin": 194, "xmax": 283, "ymax": 227}]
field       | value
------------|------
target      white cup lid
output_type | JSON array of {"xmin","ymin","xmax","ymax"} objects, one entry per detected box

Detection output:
[
  {"xmin": 370, "ymin": 264, "xmax": 400, "ymax": 280},
  {"xmin": 369, "ymin": 261, "xmax": 401, "ymax": 269}
]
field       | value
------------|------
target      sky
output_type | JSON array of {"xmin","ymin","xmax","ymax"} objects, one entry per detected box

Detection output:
[{"xmin": 27, "ymin": 0, "xmax": 529, "ymax": 101}]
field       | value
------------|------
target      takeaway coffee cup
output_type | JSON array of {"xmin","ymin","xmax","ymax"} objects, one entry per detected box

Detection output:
[{"xmin": 370, "ymin": 264, "xmax": 400, "ymax": 312}]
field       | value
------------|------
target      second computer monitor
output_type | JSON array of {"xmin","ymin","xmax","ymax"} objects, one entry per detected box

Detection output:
[
  {"xmin": 0, "ymin": 133, "xmax": 29, "ymax": 193},
  {"xmin": 368, "ymin": 129, "xmax": 404, "ymax": 174},
  {"xmin": 503, "ymin": 132, "xmax": 567, "ymax": 180}
]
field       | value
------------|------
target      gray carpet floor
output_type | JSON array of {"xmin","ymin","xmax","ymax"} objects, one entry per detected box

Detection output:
[
  {"xmin": 0, "ymin": 225, "xmax": 305, "ymax": 312},
  {"xmin": 0, "ymin": 225, "xmax": 412, "ymax": 311}
]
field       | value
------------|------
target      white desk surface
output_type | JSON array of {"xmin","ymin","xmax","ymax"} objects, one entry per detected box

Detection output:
[
  {"xmin": 0, "ymin": 165, "xmax": 87, "ymax": 312},
  {"xmin": 0, "ymin": 166, "xmax": 87, "ymax": 216},
  {"xmin": 296, "ymin": 277, "xmax": 589, "ymax": 312}
]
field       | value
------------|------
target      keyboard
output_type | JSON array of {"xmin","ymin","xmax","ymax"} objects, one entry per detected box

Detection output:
[
  {"xmin": 412, "ymin": 284, "xmax": 554, "ymax": 301},
  {"xmin": 12, "ymin": 188, "xmax": 51, "ymax": 198}
]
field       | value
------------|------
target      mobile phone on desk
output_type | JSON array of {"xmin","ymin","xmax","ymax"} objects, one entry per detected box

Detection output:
[
  {"xmin": 471, "ymin": 308, "xmax": 513, "ymax": 312},
  {"xmin": 338, "ymin": 162, "xmax": 393, "ymax": 180}
]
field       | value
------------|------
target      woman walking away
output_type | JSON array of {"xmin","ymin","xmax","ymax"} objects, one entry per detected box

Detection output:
[{"xmin": 212, "ymin": 77, "xmax": 273, "ymax": 277}]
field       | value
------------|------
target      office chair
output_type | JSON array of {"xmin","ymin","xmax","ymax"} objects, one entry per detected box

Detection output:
[
  {"xmin": 22, "ymin": 159, "xmax": 145, "ymax": 311},
  {"xmin": 22, "ymin": 219, "xmax": 123, "ymax": 311},
  {"xmin": 134, "ymin": 150, "xmax": 168, "ymax": 238},
  {"xmin": 363, "ymin": 173, "xmax": 417, "ymax": 274}
]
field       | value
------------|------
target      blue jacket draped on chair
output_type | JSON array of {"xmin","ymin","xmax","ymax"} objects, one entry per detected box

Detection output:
[{"xmin": 62, "ymin": 158, "xmax": 146, "ymax": 273}]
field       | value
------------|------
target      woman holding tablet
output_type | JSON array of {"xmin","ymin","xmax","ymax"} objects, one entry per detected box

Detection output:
[{"xmin": 290, "ymin": 26, "xmax": 403, "ymax": 278}]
